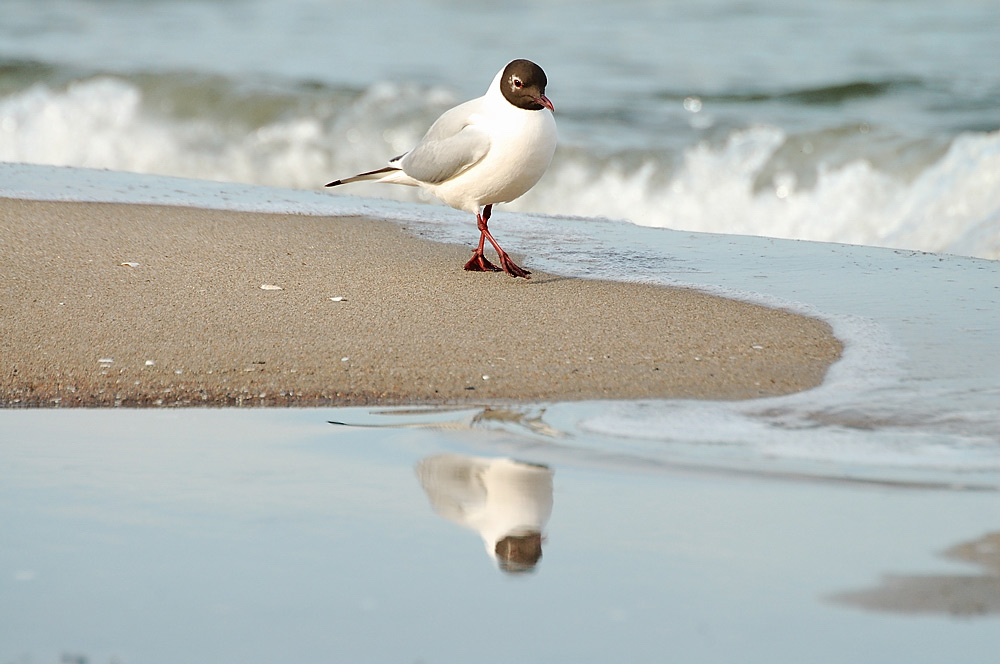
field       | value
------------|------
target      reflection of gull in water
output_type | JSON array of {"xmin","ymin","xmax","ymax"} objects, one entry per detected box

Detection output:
[
  {"xmin": 830, "ymin": 531, "xmax": 1000, "ymax": 617},
  {"xmin": 415, "ymin": 454, "xmax": 554, "ymax": 574}
]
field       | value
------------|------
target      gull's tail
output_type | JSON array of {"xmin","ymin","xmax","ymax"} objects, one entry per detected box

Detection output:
[
  {"xmin": 325, "ymin": 165, "xmax": 399, "ymax": 187},
  {"xmin": 326, "ymin": 154, "xmax": 418, "ymax": 188}
]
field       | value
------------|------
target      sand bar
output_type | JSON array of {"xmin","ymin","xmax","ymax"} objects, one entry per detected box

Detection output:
[{"xmin": 1, "ymin": 198, "xmax": 841, "ymax": 406}]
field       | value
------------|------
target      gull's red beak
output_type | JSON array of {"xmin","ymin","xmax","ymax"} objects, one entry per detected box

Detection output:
[{"xmin": 536, "ymin": 94, "xmax": 554, "ymax": 112}]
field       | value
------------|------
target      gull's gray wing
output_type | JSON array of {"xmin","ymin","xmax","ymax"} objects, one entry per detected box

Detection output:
[{"xmin": 399, "ymin": 98, "xmax": 491, "ymax": 184}]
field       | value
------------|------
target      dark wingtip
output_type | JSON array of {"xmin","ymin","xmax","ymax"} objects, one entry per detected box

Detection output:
[{"xmin": 324, "ymin": 180, "xmax": 341, "ymax": 187}]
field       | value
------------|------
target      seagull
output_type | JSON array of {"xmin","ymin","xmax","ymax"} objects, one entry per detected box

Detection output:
[{"xmin": 325, "ymin": 59, "xmax": 557, "ymax": 279}]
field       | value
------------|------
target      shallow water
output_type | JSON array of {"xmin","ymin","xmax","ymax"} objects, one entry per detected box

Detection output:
[
  {"xmin": 2, "ymin": 409, "xmax": 998, "ymax": 664},
  {"xmin": 1, "ymin": 0, "xmax": 998, "ymax": 257}
]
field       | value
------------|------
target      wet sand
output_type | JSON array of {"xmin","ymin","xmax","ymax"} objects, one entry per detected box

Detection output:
[{"xmin": 1, "ymin": 198, "xmax": 842, "ymax": 406}]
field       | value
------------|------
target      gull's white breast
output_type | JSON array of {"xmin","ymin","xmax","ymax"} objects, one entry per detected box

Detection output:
[{"xmin": 430, "ymin": 99, "xmax": 556, "ymax": 214}]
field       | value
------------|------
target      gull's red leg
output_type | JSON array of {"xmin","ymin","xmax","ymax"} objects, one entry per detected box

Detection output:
[
  {"xmin": 478, "ymin": 205, "xmax": 531, "ymax": 279},
  {"xmin": 464, "ymin": 206, "xmax": 501, "ymax": 272}
]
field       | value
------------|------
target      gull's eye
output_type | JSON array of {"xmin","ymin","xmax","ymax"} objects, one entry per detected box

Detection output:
[{"xmin": 512, "ymin": 77, "xmax": 523, "ymax": 89}]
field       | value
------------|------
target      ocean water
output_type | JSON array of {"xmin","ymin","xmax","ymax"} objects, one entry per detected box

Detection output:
[{"xmin": 1, "ymin": 0, "xmax": 999, "ymax": 258}]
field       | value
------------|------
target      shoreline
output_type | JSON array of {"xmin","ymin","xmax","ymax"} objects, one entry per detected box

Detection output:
[{"xmin": 1, "ymin": 198, "xmax": 842, "ymax": 407}]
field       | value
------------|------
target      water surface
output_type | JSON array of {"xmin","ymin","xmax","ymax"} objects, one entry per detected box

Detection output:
[{"xmin": 2, "ymin": 409, "xmax": 998, "ymax": 664}]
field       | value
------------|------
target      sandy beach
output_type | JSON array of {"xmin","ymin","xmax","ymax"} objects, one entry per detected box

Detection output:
[{"xmin": 1, "ymin": 198, "xmax": 841, "ymax": 406}]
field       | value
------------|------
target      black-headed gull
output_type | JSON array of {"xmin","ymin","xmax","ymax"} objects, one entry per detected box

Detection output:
[{"xmin": 325, "ymin": 59, "xmax": 556, "ymax": 279}]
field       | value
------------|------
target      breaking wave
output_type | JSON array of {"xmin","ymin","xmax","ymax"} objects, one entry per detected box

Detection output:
[{"xmin": 1, "ymin": 67, "xmax": 997, "ymax": 259}]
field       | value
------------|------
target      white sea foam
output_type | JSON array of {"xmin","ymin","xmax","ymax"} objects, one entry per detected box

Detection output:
[
  {"xmin": 520, "ymin": 126, "xmax": 1000, "ymax": 260},
  {"xmin": 2, "ymin": 77, "xmax": 998, "ymax": 260},
  {"xmin": 0, "ymin": 77, "xmax": 341, "ymax": 188}
]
